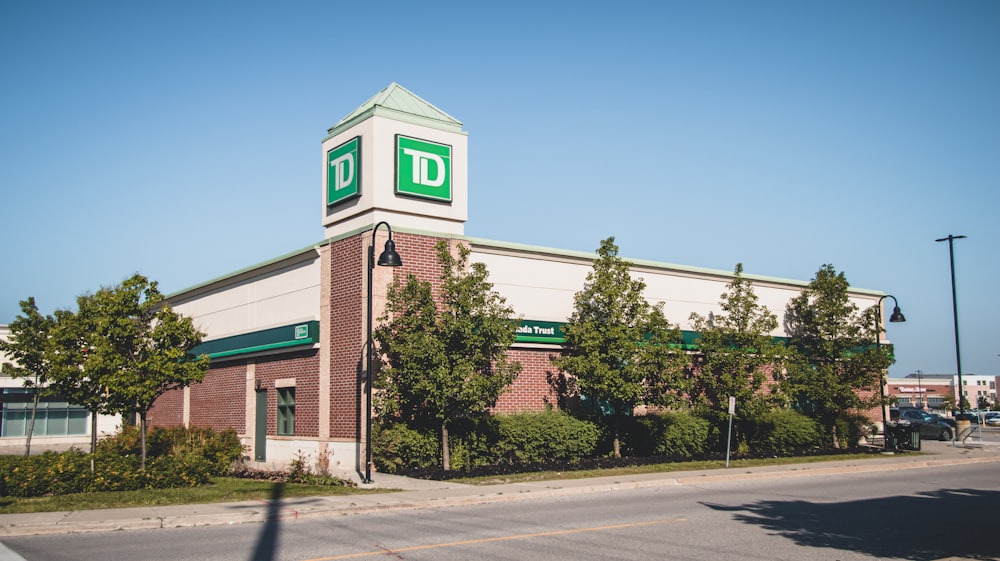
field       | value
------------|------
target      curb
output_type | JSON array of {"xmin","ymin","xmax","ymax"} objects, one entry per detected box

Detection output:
[{"xmin": 2, "ymin": 450, "xmax": 998, "ymax": 537}]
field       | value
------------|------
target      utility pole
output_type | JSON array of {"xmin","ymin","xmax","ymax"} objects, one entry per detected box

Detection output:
[{"xmin": 935, "ymin": 234, "xmax": 966, "ymax": 413}]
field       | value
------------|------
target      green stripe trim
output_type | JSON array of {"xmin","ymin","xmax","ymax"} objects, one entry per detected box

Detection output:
[
  {"xmin": 515, "ymin": 319, "xmax": 789, "ymax": 349},
  {"xmin": 193, "ymin": 321, "xmax": 319, "ymax": 359}
]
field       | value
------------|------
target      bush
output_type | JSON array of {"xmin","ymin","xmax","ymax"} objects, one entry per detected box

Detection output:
[
  {"xmin": 833, "ymin": 413, "xmax": 873, "ymax": 450},
  {"xmin": 0, "ymin": 449, "xmax": 214, "ymax": 497},
  {"xmin": 98, "ymin": 425, "xmax": 244, "ymax": 476},
  {"xmin": 746, "ymin": 409, "xmax": 823, "ymax": 455},
  {"xmin": 0, "ymin": 451, "xmax": 92, "ymax": 497},
  {"xmin": 493, "ymin": 411, "xmax": 600, "ymax": 466},
  {"xmin": 372, "ymin": 423, "xmax": 439, "ymax": 474},
  {"xmin": 640, "ymin": 412, "xmax": 713, "ymax": 458}
]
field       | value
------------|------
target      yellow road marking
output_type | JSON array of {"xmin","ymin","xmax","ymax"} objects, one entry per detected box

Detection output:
[{"xmin": 303, "ymin": 518, "xmax": 686, "ymax": 560}]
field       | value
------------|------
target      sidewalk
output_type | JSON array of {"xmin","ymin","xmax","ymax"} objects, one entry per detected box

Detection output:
[{"xmin": 1, "ymin": 440, "xmax": 997, "ymax": 537}]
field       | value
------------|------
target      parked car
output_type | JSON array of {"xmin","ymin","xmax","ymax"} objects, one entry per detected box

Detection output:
[
  {"xmin": 928, "ymin": 413, "xmax": 957, "ymax": 428},
  {"xmin": 889, "ymin": 407, "xmax": 953, "ymax": 441},
  {"xmin": 984, "ymin": 412, "xmax": 1000, "ymax": 427},
  {"xmin": 954, "ymin": 411, "xmax": 982, "ymax": 424}
]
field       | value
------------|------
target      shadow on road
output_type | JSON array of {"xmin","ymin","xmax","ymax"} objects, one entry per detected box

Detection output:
[
  {"xmin": 248, "ymin": 483, "xmax": 284, "ymax": 561},
  {"xmin": 704, "ymin": 488, "xmax": 998, "ymax": 560}
]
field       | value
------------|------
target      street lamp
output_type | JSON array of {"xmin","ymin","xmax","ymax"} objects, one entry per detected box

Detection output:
[
  {"xmin": 365, "ymin": 221, "xmax": 402, "ymax": 483},
  {"xmin": 916, "ymin": 369, "xmax": 923, "ymax": 408},
  {"xmin": 935, "ymin": 234, "xmax": 966, "ymax": 413},
  {"xmin": 875, "ymin": 294, "xmax": 906, "ymax": 451}
]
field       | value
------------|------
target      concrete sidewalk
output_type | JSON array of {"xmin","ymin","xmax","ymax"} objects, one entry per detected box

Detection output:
[{"xmin": 1, "ymin": 440, "xmax": 997, "ymax": 537}]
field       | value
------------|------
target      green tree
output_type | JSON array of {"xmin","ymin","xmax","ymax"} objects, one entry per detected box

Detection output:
[
  {"xmin": 88, "ymin": 275, "xmax": 209, "ymax": 469},
  {"xmin": 48, "ymin": 303, "xmax": 114, "ymax": 455},
  {"xmin": 688, "ymin": 264, "xmax": 787, "ymax": 435},
  {"xmin": 781, "ymin": 264, "xmax": 887, "ymax": 448},
  {"xmin": 0, "ymin": 298, "xmax": 56, "ymax": 456},
  {"xmin": 554, "ymin": 237, "xmax": 689, "ymax": 458},
  {"xmin": 374, "ymin": 241, "xmax": 521, "ymax": 471},
  {"xmin": 47, "ymin": 275, "xmax": 209, "ymax": 467}
]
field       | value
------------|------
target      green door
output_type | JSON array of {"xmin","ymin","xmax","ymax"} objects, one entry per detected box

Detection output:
[{"xmin": 254, "ymin": 390, "xmax": 267, "ymax": 462}]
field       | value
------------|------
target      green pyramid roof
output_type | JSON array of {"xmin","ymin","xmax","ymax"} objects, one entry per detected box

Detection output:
[{"xmin": 326, "ymin": 82, "xmax": 464, "ymax": 138}]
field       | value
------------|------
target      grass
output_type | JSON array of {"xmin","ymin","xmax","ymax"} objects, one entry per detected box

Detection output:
[
  {"xmin": 0, "ymin": 451, "xmax": 888, "ymax": 514},
  {"xmin": 0, "ymin": 477, "xmax": 385, "ymax": 515},
  {"xmin": 450, "ymin": 452, "xmax": 878, "ymax": 485}
]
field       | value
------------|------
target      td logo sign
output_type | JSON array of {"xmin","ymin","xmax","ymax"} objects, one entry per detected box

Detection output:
[
  {"xmin": 327, "ymin": 136, "xmax": 360, "ymax": 207},
  {"xmin": 396, "ymin": 135, "xmax": 452, "ymax": 202}
]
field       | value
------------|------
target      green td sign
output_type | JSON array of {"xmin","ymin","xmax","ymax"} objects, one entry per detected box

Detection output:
[
  {"xmin": 396, "ymin": 135, "xmax": 452, "ymax": 202},
  {"xmin": 327, "ymin": 136, "xmax": 360, "ymax": 207}
]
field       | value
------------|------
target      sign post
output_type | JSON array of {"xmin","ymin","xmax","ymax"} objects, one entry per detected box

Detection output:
[{"xmin": 726, "ymin": 396, "xmax": 736, "ymax": 468}]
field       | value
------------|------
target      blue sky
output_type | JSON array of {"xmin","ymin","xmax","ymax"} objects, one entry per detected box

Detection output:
[{"xmin": 2, "ymin": 1, "xmax": 997, "ymax": 379}]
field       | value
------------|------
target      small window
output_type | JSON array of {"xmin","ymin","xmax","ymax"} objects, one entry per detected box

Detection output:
[{"xmin": 277, "ymin": 388, "xmax": 295, "ymax": 436}]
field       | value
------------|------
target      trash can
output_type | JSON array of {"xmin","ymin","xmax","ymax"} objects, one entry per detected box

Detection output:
[
  {"xmin": 884, "ymin": 427, "xmax": 895, "ymax": 451},
  {"xmin": 905, "ymin": 424, "xmax": 921, "ymax": 451},
  {"xmin": 888, "ymin": 423, "xmax": 921, "ymax": 451},
  {"xmin": 957, "ymin": 419, "xmax": 970, "ymax": 441}
]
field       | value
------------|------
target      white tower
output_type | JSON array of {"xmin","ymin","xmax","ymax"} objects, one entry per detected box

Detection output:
[{"xmin": 321, "ymin": 83, "xmax": 468, "ymax": 238}]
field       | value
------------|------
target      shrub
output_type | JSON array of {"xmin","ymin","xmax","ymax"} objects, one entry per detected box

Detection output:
[
  {"xmin": 833, "ymin": 413, "xmax": 873, "ymax": 450},
  {"xmin": 0, "ymin": 449, "xmax": 214, "ymax": 497},
  {"xmin": 746, "ymin": 408, "xmax": 823, "ymax": 455},
  {"xmin": 493, "ymin": 411, "xmax": 599, "ymax": 466},
  {"xmin": 372, "ymin": 423, "xmax": 439, "ymax": 474},
  {"xmin": 650, "ymin": 412, "xmax": 712, "ymax": 457},
  {"xmin": 98, "ymin": 425, "xmax": 244, "ymax": 476}
]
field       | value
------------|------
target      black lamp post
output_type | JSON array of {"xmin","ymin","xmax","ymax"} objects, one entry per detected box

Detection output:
[
  {"xmin": 875, "ymin": 294, "xmax": 906, "ymax": 451},
  {"xmin": 365, "ymin": 221, "xmax": 402, "ymax": 483},
  {"xmin": 935, "ymin": 234, "xmax": 966, "ymax": 413}
]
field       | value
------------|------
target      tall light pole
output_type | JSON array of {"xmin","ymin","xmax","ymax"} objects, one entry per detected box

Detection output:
[
  {"xmin": 875, "ymin": 294, "xmax": 906, "ymax": 451},
  {"xmin": 916, "ymin": 369, "xmax": 923, "ymax": 408},
  {"xmin": 936, "ymin": 234, "xmax": 966, "ymax": 413},
  {"xmin": 365, "ymin": 221, "xmax": 402, "ymax": 483}
]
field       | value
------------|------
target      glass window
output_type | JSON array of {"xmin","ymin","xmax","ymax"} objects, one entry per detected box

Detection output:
[
  {"xmin": 277, "ymin": 388, "xmax": 295, "ymax": 436},
  {"xmin": 1, "ymin": 390, "xmax": 88, "ymax": 437}
]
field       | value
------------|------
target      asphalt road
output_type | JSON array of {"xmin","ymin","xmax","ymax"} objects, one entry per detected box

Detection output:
[{"xmin": 2, "ymin": 462, "xmax": 996, "ymax": 561}]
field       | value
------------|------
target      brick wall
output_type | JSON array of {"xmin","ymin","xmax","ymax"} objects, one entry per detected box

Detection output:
[
  {"xmin": 147, "ymin": 386, "xmax": 185, "ymax": 427},
  {"xmin": 256, "ymin": 349, "xmax": 320, "ymax": 437},
  {"xmin": 328, "ymin": 234, "xmax": 364, "ymax": 440},
  {"xmin": 190, "ymin": 360, "xmax": 248, "ymax": 433},
  {"xmin": 494, "ymin": 348, "xmax": 561, "ymax": 413},
  {"xmin": 327, "ymin": 230, "xmax": 446, "ymax": 440}
]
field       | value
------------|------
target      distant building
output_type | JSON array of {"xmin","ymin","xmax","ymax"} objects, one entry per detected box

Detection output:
[
  {"xmin": 888, "ymin": 372, "xmax": 998, "ymax": 412},
  {"xmin": 0, "ymin": 324, "xmax": 120, "ymax": 454}
]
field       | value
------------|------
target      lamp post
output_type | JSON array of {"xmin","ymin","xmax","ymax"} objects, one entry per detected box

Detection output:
[
  {"xmin": 935, "ymin": 234, "xmax": 966, "ymax": 413},
  {"xmin": 916, "ymin": 369, "xmax": 923, "ymax": 408},
  {"xmin": 365, "ymin": 221, "xmax": 402, "ymax": 484},
  {"xmin": 875, "ymin": 294, "xmax": 906, "ymax": 451}
]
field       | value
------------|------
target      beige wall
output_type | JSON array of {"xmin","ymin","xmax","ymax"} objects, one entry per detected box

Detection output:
[
  {"xmin": 169, "ymin": 249, "xmax": 321, "ymax": 341},
  {"xmin": 322, "ymin": 114, "xmax": 469, "ymax": 239},
  {"xmin": 470, "ymin": 240, "xmax": 883, "ymax": 336}
]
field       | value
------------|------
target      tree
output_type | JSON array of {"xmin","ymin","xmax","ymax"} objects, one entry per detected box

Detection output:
[
  {"xmin": 48, "ymin": 303, "xmax": 114, "ymax": 455},
  {"xmin": 374, "ymin": 240, "xmax": 521, "ymax": 471},
  {"xmin": 0, "ymin": 298, "xmax": 55, "ymax": 456},
  {"xmin": 88, "ymin": 275, "xmax": 209, "ymax": 469},
  {"xmin": 553, "ymin": 237, "xmax": 690, "ymax": 458},
  {"xmin": 781, "ymin": 264, "xmax": 888, "ymax": 447},
  {"xmin": 688, "ymin": 264, "xmax": 787, "ymax": 435},
  {"xmin": 48, "ymin": 275, "xmax": 208, "ymax": 467}
]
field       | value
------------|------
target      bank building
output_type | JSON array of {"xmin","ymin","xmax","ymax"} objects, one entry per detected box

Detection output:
[{"xmin": 1, "ymin": 83, "xmax": 889, "ymax": 470}]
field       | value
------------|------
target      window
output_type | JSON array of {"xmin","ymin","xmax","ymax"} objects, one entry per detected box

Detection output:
[
  {"xmin": 2, "ymin": 389, "xmax": 88, "ymax": 437},
  {"xmin": 277, "ymin": 388, "xmax": 295, "ymax": 436}
]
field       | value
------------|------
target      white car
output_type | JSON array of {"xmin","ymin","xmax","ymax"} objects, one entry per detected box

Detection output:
[{"xmin": 984, "ymin": 412, "xmax": 1000, "ymax": 427}]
